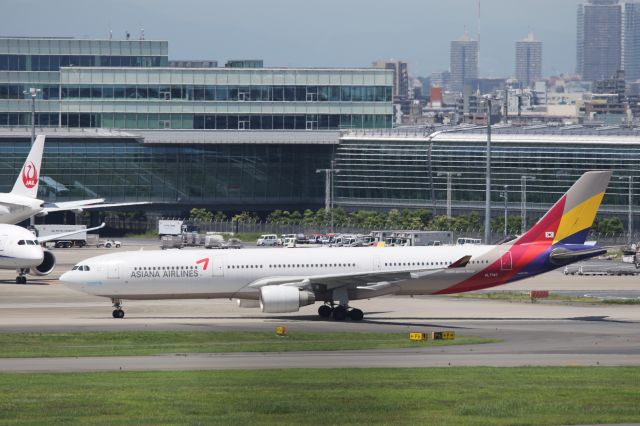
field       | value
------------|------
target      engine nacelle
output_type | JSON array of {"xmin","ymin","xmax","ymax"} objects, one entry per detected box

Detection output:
[
  {"xmin": 260, "ymin": 286, "xmax": 315, "ymax": 313},
  {"xmin": 236, "ymin": 298, "xmax": 261, "ymax": 309},
  {"xmin": 30, "ymin": 250, "xmax": 56, "ymax": 276}
]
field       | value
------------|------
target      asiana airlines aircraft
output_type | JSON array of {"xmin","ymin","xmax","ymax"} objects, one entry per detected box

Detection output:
[{"xmin": 61, "ymin": 171, "xmax": 612, "ymax": 321}]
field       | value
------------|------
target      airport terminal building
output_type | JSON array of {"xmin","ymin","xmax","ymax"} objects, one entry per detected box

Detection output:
[
  {"xmin": 335, "ymin": 126, "xmax": 640, "ymax": 226},
  {"xmin": 0, "ymin": 36, "xmax": 392, "ymax": 212}
]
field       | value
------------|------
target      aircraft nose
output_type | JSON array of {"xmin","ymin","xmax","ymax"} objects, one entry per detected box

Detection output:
[{"xmin": 59, "ymin": 271, "xmax": 76, "ymax": 284}]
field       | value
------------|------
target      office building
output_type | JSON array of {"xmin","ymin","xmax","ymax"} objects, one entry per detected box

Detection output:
[
  {"xmin": 515, "ymin": 33, "xmax": 542, "ymax": 87},
  {"xmin": 450, "ymin": 33, "xmax": 478, "ymax": 93},
  {"xmin": 624, "ymin": 1, "xmax": 640, "ymax": 81},
  {"xmin": 577, "ymin": 0, "xmax": 622, "ymax": 81},
  {"xmin": 372, "ymin": 60, "xmax": 409, "ymax": 100}
]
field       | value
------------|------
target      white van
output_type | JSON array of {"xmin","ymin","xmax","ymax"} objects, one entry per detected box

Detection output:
[{"xmin": 256, "ymin": 234, "xmax": 278, "ymax": 246}]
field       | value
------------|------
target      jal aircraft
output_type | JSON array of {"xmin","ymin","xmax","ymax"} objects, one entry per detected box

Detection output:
[
  {"xmin": 1, "ymin": 221, "xmax": 104, "ymax": 284},
  {"xmin": 62, "ymin": 171, "xmax": 611, "ymax": 321},
  {"xmin": 1, "ymin": 135, "xmax": 147, "ymax": 225}
]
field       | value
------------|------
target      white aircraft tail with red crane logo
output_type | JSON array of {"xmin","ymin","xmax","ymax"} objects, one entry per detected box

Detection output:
[{"xmin": 10, "ymin": 135, "xmax": 45, "ymax": 199}]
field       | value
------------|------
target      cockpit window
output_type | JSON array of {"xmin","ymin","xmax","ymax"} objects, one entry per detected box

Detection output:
[
  {"xmin": 83, "ymin": 266, "xmax": 90, "ymax": 271},
  {"xmin": 18, "ymin": 240, "xmax": 25, "ymax": 245},
  {"xmin": 26, "ymin": 240, "xmax": 35, "ymax": 245},
  {"xmin": 72, "ymin": 266, "xmax": 78, "ymax": 270}
]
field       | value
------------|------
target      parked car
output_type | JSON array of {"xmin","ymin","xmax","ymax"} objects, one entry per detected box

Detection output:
[
  {"xmin": 97, "ymin": 239, "xmax": 121, "ymax": 248},
  {"xmin": 256, "ymin": 234, "xmax": 278, "ymax": 246}
]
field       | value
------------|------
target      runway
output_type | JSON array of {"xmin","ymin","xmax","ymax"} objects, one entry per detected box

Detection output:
[{"xmin": 0, "ymin": 244, "xmax": 639, "ymax": 371}]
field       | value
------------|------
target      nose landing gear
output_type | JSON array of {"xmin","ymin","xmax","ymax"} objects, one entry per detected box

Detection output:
[
  {"xmin": 15, "ymin": 269, "xmax": 28, "ymax": 284},
  {"xmin": 111, "ymin": 298, "xmax": 125, "ymax": 319}
]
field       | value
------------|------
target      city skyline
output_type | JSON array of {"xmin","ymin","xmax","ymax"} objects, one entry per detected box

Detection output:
[{"xmin": 3, "ymin": 0, "xmax": 581, "ymax": 78}]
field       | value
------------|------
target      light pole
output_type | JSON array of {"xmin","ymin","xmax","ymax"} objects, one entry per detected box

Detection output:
[
  {"xmin": 628, "ymin": 176, "xmax": 633, "ymax": 242},
  {"xmin": 618, "ymin": 175, "xmax": 633, "ymax": 242},
  {"xmin": 23, "ymin": 88, "xmax": 41, "ymax": 146},
  {"xmin": 484, "ymin": 98, "xmax": 492, "ymax": 244},
  {"xmin": 316, "ymin": 160, "xmax": 340, "ymax": 233},
  {"xmin": 499, "ymin": 185, "xmax": 509, "ymax": 237},
  {"xmin": 437, "ymin": 172, "xmax": 461, "ymax": 218},
  {"xmin": 521, "ymin": 175, "xmax": 536, "ymax": 234}
]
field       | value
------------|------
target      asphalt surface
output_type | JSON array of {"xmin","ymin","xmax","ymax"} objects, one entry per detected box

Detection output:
[{"xmin": 0, "ymin": 241, "xmax": 638, "ymax": 372}]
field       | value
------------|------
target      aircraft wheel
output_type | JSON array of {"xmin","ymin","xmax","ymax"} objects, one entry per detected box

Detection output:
[
  {"xmin": 318, "ymin": 305, "xmax": 333, "ymax": 318},
  {"xmin": 332, "ymin": 306, "xmax": 347, "ymax": 321},
  {"xmin": 112, "ymin": 309, "xmax": 125, "ymax": 319},
  {"xmin": 348, "ymin": 308, "xmax": 364, "ymax": 321}
]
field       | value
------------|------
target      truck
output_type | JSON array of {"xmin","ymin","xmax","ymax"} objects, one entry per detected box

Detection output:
[
  {"xmin": 30, "ymin": 224, "xmax": 93, "ymax": 248},
  {"xmin": 158, "ymin": 219, "xmax": 202, "ymax": 236}
]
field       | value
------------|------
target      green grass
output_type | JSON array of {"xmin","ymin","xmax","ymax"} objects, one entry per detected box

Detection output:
[
  {"xmin": 0, "ymin": 368, "xmax": 638, "ymax": 425},
  {"xmin": 234, "ymin": 232, "xmax": 266, "ymax": 242},
  {"xmin": 123, "ymin": 230, "xmax": 159, "ymax": 239},
  {"xmin": 456, "ymin": 291, "xmax": 640, "ymax": 304},
  {"xmin": 0, "ymin": 331, "xmax": 495, "ymax": 358}
]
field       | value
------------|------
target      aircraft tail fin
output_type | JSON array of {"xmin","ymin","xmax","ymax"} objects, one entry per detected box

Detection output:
[
  {"xmin": 11, "ymin": 135, "xmax": 45, "ymax": 198},
  {"xmin": 515, "ymin": 171, "xmax": 612, "ymax": 246}
]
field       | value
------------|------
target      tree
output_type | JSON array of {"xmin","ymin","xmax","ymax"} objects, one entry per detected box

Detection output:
[
  {"xmin": 594, "ymin": 218, "xmax": 624, "ymax": 234},
  {"xmin": 189, "ymin": 208, "xmax": 213, "ymax": 222},
  {"xmin": 213, "ymin": 211, "xmax": 227, "ymax": 222},
  {"xmin": 232, "ymin": 211, "xmax": 258, "ymax": 223}
]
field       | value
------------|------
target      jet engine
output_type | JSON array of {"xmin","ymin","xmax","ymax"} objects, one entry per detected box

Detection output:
[
  {"xmin": 236, "ymin": 298, "xmax": 261, "ymax": 308},
  {"xmin": 260, "ymin": 286, "xmax": 315, "ymax": 313},
  {"xmin": 30, "ymin": 250, "xmax": 56, "ymax": 276}
]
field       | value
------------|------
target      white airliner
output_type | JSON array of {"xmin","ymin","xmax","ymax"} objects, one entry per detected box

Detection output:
[
  {"xmin": 1, "ymin": 135, "xmax": 148, "ymax": 224},
  {"xmin": 62, "ymin": 171, "xmax": 611, "ymax": 321},
  {"xmin": 1, "ymin": 222, "xmax": 104, "ymax": 284}
]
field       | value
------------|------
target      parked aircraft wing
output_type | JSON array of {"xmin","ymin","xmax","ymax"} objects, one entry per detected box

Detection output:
[
  {"xmin": 36, "ymin": 223, "xmax": 105, "ymax": 244},
  {"xmin": 42, "ymin": 200, "xmax": 150, "ymax": 214}
]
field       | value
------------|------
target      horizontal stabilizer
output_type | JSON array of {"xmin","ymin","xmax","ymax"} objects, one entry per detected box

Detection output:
[{"xmin": 549, "ymin": 247, "xmax": 607, "ymax": 266}]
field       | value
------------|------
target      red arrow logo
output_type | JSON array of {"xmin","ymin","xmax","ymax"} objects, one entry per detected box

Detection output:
[{"xmin": 196, "ymin": 258, "xmax": 209, "ymax": 270}]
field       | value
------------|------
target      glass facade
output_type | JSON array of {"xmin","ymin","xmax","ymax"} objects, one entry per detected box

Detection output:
[
  {"xmin": 0, "ymin": 36, "xmax": 393, "ymax": 131},
  {"xmin": 0, "ymin": 136, "xmax": 332, "ymax": 209},
  {"xmin": 57, "ymin": 84, "xmax": 391, "ymax": 102},
  {"xmin": 335, "ymin": 128, "xmax": 640, "ymax": 218},
  {"xmin": 0, "ymin": 54, "xmax": 167, "ymax": 71}
]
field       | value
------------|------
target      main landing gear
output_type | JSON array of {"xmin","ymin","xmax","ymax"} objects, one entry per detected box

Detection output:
[
  {"xmin": 15, "ymin": 269, "xmax": 28, "ymax": 284},
  {"xmin": 317, "ymin": 304, "xmax": 364, "ymax": 321},
  {"xmin": 112, "ymin": 298, "xmax": 125, "ymax": 319}
]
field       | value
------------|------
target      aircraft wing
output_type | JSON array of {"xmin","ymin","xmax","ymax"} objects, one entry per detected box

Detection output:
[
  {"xmin": 248, "ymin": 255, "xmax": 472, "ymax": 291},
  {"xmin": 41, "ymin": 200, "xmax": 150, "ymax": 214},
  {"xmin": 36, "ymin": 223, "xmax": 106, "ymax": 244}
]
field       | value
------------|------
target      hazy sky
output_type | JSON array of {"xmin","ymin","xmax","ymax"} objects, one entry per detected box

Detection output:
[{"xmin": 3, "ymin": 0, "xmax": 581, "ymax": 78}]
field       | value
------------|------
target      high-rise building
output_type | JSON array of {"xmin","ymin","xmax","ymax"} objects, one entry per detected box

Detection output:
[
  {"xmin": 576, "ymin": 0, "xmax": 622, "ymax": 81},
  {"xmin": 624, "ymin": 1, "xmax": 640, "ymax": 81},
  {"xmin": 372, "ymin": 60, "xmax": 409, "ymax": 100},
  {"xmin": 450, "ymin": 33, "xmax": 478, "ymax": 93},
  {"xmin": 515, "ymin": 32, "xmax": 542, "ymax": 87}
]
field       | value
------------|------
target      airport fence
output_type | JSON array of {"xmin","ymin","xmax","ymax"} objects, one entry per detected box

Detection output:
[{"xmin": 80, "ymin": 216, "xmax": 635, "ymax": 246}]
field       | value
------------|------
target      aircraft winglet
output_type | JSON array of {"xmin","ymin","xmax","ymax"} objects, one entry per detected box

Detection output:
[{"xmin": 448, "ymin": 255, "xmax": 472, "ymax": 269}]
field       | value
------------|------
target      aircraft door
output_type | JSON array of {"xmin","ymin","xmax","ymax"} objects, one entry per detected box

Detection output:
[
  {"xmin": 500, "ymin": 251, "xmax": 513, "ymax": 271},
  {"xmin": 0, "ymin": 235, "xmax": 6, "ymax": 251},
  {"xmin": 107, "ymin": 264, "xmax": 119, "ymax": 279},
  {"xmin": 212, "ymin": 258, "xmax": 224, "ymax": 277}
]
